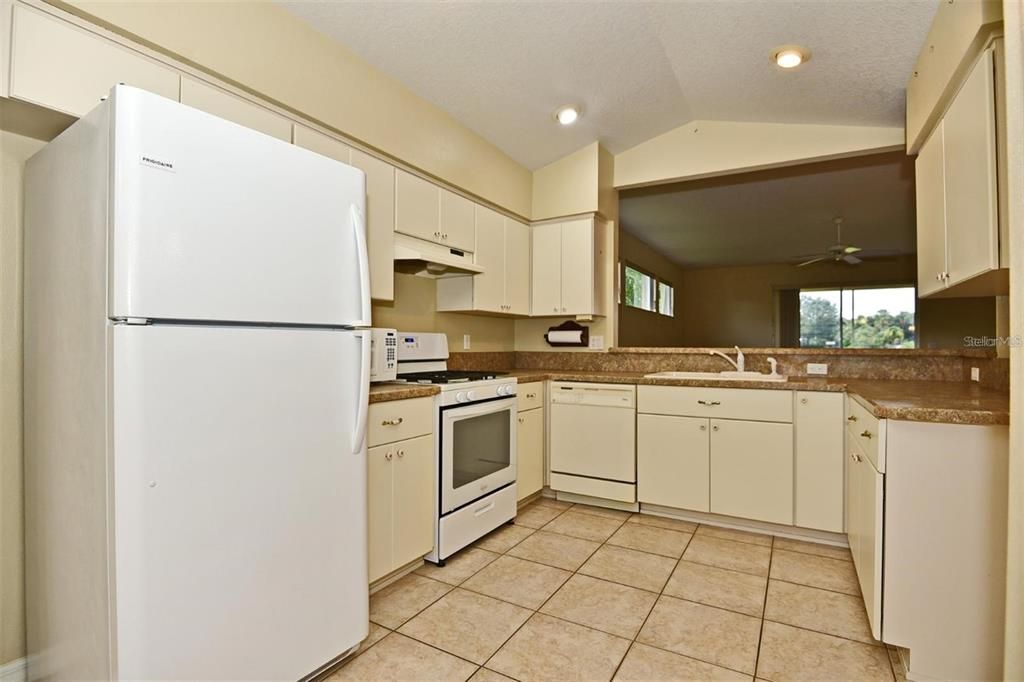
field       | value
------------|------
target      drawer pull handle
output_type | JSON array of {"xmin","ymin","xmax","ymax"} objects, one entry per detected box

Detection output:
[
  {"xmin": 847, "ymin": 415, "xmax": 858, "ymax": 422},
  {"xmin": 474, "ymin": 501, "xmax": 496, "ymax": 516},
  {"xmin": 860, "ymin": 430, "xmax": 872, "ymax": 439},
  {"xmin": 526, "ymin": 393, "xmax": 537, "ymax": 399},
  {"xmin": 382, "ymin": 417, "xmax": 404, "ymax": 426},
  {"xmin": 697, "ymin": 400, "xmax": 721, "ymax": 406}
]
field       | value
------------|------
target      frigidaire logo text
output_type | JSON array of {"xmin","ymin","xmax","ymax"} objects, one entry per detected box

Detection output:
[{"xmin": 140, "ymin": 155, "xmax": 175, "ymax": 171}]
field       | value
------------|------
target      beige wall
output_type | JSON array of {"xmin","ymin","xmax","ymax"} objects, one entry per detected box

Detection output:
[
  {"xmin": 55, "ymin": 0, "xmax": 533, "ymax": 218},
  {"xmin": 0, "ymin": 130, "xmax": 45, "ymax": 666},
  {"xmin": 531, "ymin": 142, "xmax": 599, "ymax": 221},
  {"xmin": 372, "ymin": 274, "xmax": 514, "ymax": 352},
  {"xmin": 613, "ymin": 119, "xmax": 904, "ymax": 190},
  {"xmin": 617, "ymin": 231, "xmax": 687, "ymax": 347},
  {"xmin": 674, "ymin": 256, "xmax": 995, "ymax": 348}
]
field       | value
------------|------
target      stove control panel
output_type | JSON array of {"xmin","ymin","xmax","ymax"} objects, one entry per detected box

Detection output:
[{"xmin": 443, "ymin": 380, "xmax": 518, "ymax": 407}]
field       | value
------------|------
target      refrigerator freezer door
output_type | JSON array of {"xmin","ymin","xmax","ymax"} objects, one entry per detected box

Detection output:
[
  {"xmin": 111, "ymin": 324, "xmax": 368, "ymax": 680},
  {"xmin": 109, "ymin": 86, "xmax": 369, "ymax": 326}
]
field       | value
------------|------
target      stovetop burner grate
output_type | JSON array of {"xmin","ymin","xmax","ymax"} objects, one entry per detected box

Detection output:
[{"xmin": 397, "ymin": 370, "xmax": 506, "ymax": 385}]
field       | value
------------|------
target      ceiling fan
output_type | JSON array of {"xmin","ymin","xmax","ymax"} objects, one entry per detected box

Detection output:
[{"xmin": 795, "ymin": 217, "xmax": 863, "ymax": 267}]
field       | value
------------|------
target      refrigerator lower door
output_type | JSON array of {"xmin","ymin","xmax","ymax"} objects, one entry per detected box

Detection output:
[
  {"xmin": 109, "ymin": 85, "xmax": 369, "ymax": 327},
  {"xmin": 111, "ymin": 324, "xmax": 368, "ymax": 680}
]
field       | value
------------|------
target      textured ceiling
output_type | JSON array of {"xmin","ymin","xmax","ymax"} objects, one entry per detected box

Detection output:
[
  {"xmin": 278, "ymin": 0, "xmax": 938, "ymax": 169},
  {"xmin": 619, "ymin": 152, "xmax": 916, "ymax": 268}
]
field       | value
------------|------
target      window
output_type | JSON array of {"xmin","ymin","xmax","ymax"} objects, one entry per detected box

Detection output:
[
  {"xmin": 798, "ymin": 286, "xmax": 916, "ymax": 349},
  {"xmin": 623, "ymin": 264, "xmax": 674, "ymax": 317}
]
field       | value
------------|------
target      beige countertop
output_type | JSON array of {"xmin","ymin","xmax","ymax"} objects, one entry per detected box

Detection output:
[
  {"xmin": 506, "ymin": 370, "xmax": 1008, "ymax": 425},
  {"xmin": 368, "ymin": 383, "xmax": 439, "ymax": 404}
]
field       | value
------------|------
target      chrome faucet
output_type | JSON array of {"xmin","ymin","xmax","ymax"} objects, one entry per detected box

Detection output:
[{"xmin": 709, "ymin": 346, "xmax": 745, "ymax": 372}]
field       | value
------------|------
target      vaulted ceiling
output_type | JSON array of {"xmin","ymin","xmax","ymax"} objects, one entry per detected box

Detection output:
[
  {"xmin": 279, "ymin": 1, "xmax": 938, "ymax": 169},
  {"xmin": 619, "ymin": 152, "xmax": 917, "ymax": 268}
]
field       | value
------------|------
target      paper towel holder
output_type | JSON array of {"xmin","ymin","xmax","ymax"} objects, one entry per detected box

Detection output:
[{"xmin": 545, "ymin": 320, "xmax": 589, "ymax": 347}]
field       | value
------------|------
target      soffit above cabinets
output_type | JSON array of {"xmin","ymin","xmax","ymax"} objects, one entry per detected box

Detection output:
[{"xmin": 278, "ymin": 0, "xmax": 939, "ymax": 170}]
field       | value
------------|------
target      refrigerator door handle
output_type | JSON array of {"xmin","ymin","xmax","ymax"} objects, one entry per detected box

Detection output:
[
  {"xmin": 352, "ymin": 329, "xmax": 371, "ymax": 455},
  {"xmin": 351, "ymin": 204, "xmax": 372, "ymax": 327}
]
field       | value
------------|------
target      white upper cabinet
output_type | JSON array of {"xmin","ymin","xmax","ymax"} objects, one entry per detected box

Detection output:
[
  {"xmin": 9, "ymin": 4, "xmax": 180, "ymax": 117},
  {"xmin": 439, "ymin": 189, "xmax": 476, "ymax": 252},
  {"xmin": 530, "ymin": 217, "xmax": 603, "ymax": 317},
  {"xmin": 350, "ymin": 149, "xmax": 396, "ymax": 302},
  {"xmin": 436, "ymin": 207, "xmax": 530, "ymax": 315},
  {"xmin": 504, "ymin": 218, "xmax": 531, "ymax": 315},
  {"xmin": 293, "ymin": 124, "xmax": 352, "ymax": 163},
  {"xmin": 180, "ymin": 77, "xmax": 292, "ymax": 142},
  {"xmin": 915, "ymin": 47, "xmax": 1004, "ymax": 297}
]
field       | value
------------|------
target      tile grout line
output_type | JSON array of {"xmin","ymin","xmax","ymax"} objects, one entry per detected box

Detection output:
[{"xmin": 752, "ymin": 535, "xmax": 776, "ymax": 678}]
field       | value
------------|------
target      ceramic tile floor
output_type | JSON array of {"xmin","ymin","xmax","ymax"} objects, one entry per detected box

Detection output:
[{"xmin": 329, "ymin": 498, "xmax": 909, "ymax": 682}]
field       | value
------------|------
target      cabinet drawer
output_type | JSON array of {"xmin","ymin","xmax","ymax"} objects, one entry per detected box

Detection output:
[
  {"xmin": 517, "ymin": 383, "xmax": 544, "ymax": 411},
  {"xmin": 368, "ymin": 397, "xmax": 433, "ymax": 447},
  {"xmin": 10, "ymin": 4, "xmax": 180, "ymax": 117},
  {"xmin": 845, "ymin": 395, "xmax": 885, "ymax": 473},
  {"xmin": 638, "ymin": 385, "xmax": 792, "ymax": 423}
]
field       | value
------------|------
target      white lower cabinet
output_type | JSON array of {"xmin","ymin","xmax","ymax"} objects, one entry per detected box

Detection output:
[
  {"xmin": 367, "ymin": 434, "xmax": 434, "ymax": 583},
  {"xmin": 794, "ymin": 391, "xmax": 845, "ymax": 532},
  {"xmin": 516, "ymin": 405, "xmax": 544, "ymax": 501},
  {"xmin": 846, "ymin": 440, "xmax": 883, "ymax": 640},
  {"xmin": 710, "ymin": 419, "xmax": 793, "ymax": 525},
  {"xmin": 637, "ymin": 414, "xmax": 709, "ymax": 511}
]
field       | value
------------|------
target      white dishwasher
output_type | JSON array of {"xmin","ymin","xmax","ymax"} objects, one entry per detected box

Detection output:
[{"xmin": 549, "ymin": 382, "xmax": 637, "ymax": 503}]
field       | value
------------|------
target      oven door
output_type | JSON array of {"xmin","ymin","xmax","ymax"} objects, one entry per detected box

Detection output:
[{"xmin": 440, "ymin": 397, "xmax": 517, "ymax": 514}]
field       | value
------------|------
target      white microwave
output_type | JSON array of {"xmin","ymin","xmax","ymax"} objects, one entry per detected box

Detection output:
[{"xmin": 369, "ymin": 328, "xmax": 398, "ymax": 382}]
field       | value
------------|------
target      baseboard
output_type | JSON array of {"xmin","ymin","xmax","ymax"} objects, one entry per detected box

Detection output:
[
  {"xmin": 369, "ymin": 557, "xmax": 425, "ymax": 595},
  {"xmin": 639, "ymin": 504, "xmax": 849, "ymax": 547},
  {"xmin": 0, "ymin": 658, "xmax": 26, "ymax": 682}
]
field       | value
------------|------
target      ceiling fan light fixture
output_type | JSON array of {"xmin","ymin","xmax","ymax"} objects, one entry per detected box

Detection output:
[
  {"xmin": 772, "ymin": 45, "xmax": 810, "ymax": 69},
  {"xmin": 555, "ymin": 106, "xmax": 580, "ymax": 126}
]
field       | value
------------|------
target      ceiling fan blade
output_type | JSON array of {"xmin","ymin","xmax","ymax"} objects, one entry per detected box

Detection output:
[
  {"xmin": 797, "ymin": 256, "xmax": 830, "ymax": 267},
  {"xmin": 843, "ymin": 245, "xmax": 862, "ymax": 254},
  {"xmin": 843, "ymin": 254, "xmax": 863, "ymax": 265}
]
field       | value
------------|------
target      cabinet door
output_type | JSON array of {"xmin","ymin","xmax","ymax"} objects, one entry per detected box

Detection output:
[
  {"xmin": 795, "ymin": 392, "xmax": 844, "ymax": 532},
  {"xmin": 395, "ymin": 169, "xmax": 441, "ymax": 244},
  {"xmin": 440, "ymin": 189, "xmax": 476, "ymax": 252},
  {"xmin": 531, "ymin": 223, "xmax": 562, "ymax": 315},
  {"xmin": 915, "ymin": 122, "xmax": 948, "ymax": 297},
  {"xmin": 180, "ymin": 77, "xmax": 292, "ymax": 141},
  {"xmin": 351, "ymin": 150, "xmax": 396, "ymax": 302},
  {"xmin": 10, "ymin": 4, "xmax": 180, "ymax": 118},
  {"xmin": 473, "ymin": 206, "xmax": 506, "ymax": 313},
  {"xmin": 710, "ymin": 419, "xmax": 793, "ymax": 525},
  {"xmin": 505, "ymin": 218, "xmax": 531, "ymax": 315},
  {"xmin": 560, "ymin": 218, "xmax": 594, "ymax": 315},
  {"xmin": 293, "ymin": 125, "xmax": 351, "ymax": 163},
  {"xmin": 392, "ymin": 435, "xmax": 435, "ymax": 567},
  {"xmin": 638, "ymin": 414, "xmax": 710, "ymax": 512},
  {"xmin": 517, "ymin": 408, "xmax": 544, "ymax": 501},
  {"xmin": 847, "ymin": 446, "xmax": 883, "ymax": 640},
  {"xmin": 367, "ymin": 444, "xmax": 394, "ymax": 583},
  {"xmin": 943, "ymin": 49, "xmax": 998, "ymax": 288}
]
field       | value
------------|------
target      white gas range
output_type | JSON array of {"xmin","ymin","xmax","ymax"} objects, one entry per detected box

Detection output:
[{"xmin": 394, "ymin": 332, "xmax": 518, "ymax": 565}]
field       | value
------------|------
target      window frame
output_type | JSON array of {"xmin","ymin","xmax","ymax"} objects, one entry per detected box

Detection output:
[
  {"xmin": 621, "ymin": 261, "xmax": 675, "ymax": 318},
  {"xmin": 796, "ymin": 283, "xmax": 917, "ymax": 349}
]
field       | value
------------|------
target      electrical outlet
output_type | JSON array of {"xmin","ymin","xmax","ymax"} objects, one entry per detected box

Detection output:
[
  {"xmin": 971, "ymin": 367, "xmax": 980, "ymax": 382},
  {"xmin": 807, "ymin": 362, "xmax": 828, "ymax": 376},
  {"xmin": 589, "ymin": 335, "xmax": 604, "ymax": 350},
  {"xmin": 463, "ymin": 334, "xmax": 471, "ymax": 350}
]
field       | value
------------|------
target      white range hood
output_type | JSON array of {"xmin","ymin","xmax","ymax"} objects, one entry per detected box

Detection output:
[{"xmin": 393, "ymin": 233, "xmax": 483, "ymax": 277}]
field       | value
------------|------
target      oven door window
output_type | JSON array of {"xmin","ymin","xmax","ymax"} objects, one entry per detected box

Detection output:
[{"xmin": 452, "ymin": 410, "xmax": 511, "ymax": 488}]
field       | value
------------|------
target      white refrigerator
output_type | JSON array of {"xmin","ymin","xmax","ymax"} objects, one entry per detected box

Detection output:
[{"xmin": 24, "ymin": 85, "xmax": 371, "ymax": 680}]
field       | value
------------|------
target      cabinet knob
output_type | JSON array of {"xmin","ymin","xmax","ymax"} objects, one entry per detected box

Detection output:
[
  {"xmin": 382, "ymin": 417, "xmax": 404, "ymax": 426},
  {"xmin": 518, "ymin": 417, "xmax": 524, "ymax": 424},
  {"xmin": 553, "ymin": 307, "xmax": 559, "ymax": 312},
  {"xmin": 699, "ymin": 424, "xmax": 707, "ymax": 431},
  {"xmin": 562, "ymin": 307, "xmax": 567, "ymax": 312},
  {"xmin": 712, "ymin": 425, "xmax": 719, "ymax": 432},
  {"xmin": 800, "ymin": 397, "xmax": 808, "ymax": 404},
  {"xmin": 385, "ymin": 452, "xmax": 393, "ymax": 461},
  {"xmin": 397, "ymin": 449, "xmax": 405, "ymax": 458},
  {"xmin": 847, "ymin": 415, "xmax": 858, "ymax": 422},
  {"xmin": 850, "ymin": 452, "xmax": 862, "ymax": 463},
  {"xmin": 860, "ymin": 430, "xmax": 873, "ymax": 439}
]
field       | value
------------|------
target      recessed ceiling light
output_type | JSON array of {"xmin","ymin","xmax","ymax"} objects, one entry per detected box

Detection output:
[
  {"xmin": 772, "ymin": 45, "xmax": 810, "ymax": 69},
  {"xmin": 555, "ymin": 106, "xmax": 580, "ymax": 126}
]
